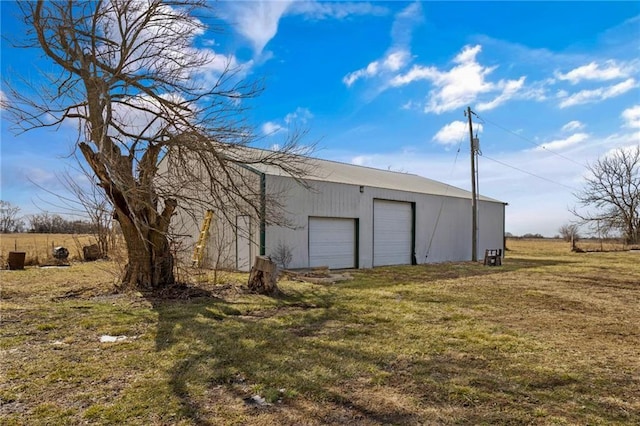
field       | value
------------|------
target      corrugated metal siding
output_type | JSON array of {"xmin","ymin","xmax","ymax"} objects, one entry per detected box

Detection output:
[
  {"xmin": 266, "ymin": 175, "xmax": 505, "ymax": 269},
  {"xmin": 478, "ymin": 201, "xmax": 506, "ymax": 256},
  {"xmin": 165, "ymin": 147, "xmax": 506, "ymax": 271},
  {"xmin": 236, "ymin": 215, "xmax": 252, "ymax": 271}
]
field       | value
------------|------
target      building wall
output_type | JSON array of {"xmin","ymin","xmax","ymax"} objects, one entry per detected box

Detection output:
[
  {"xmin": 478, "ymin": 200, "xmax": 506, "ymax": 258},
  {"xmin": 265, "ymin": 175, "xmax": 505, "ymax": 269},
  {"xmin": 168, "ymin": 163, "xmax": 262, "ymax": 271}
]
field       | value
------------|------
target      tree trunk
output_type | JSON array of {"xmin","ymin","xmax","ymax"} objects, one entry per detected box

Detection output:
[
  {"xmin": 114, "ymin": 199, "xmax": 178, "ymax": 292},
  {"xmin": 248, "ymin": 256, "xmax": 279, "ymax": 295},
  {"xmin": 78, "ymin": 143, "xmax": 178, "ymax": 292},
  {"xmin": 118, "ymin": 219, "xmax": 175, "ymax": 291}
]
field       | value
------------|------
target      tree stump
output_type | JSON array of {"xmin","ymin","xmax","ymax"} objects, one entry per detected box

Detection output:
[
  {"xmin": 83, "ymin": 244, "xmax": 101, "ymax": 261},
  {"xmin": 247, "ymin": 256, "xmax": 279, "ymax": 295}
]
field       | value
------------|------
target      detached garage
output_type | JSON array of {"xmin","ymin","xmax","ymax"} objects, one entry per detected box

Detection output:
[{"xmin": 183, "ymin": 150, "xmax": 506, "ymax": 271}]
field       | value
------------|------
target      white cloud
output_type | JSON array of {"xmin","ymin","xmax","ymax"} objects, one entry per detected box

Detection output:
[
  {"xmin": 289, "ymin": 1, "xmax": 389, "ymax": 20},
  {"xmin": 621, "ymin": 105, "xmax": 640, "ymax": 128},
  {"xmin": 284, "ymin": 107, "xmax": 313, "ymax": 125},
  {"xmin": 351, "ymin": 155, "xmax": 373, "ymax": 166},
  {"xmin": 98, "ymin": 0, "xmax": 206, "ymax": 79},
  {"xmin": 401, "ymin": 100, "xmax": 420, "ymax": 111},
  {"xmin": 383, "ymin": 50, "xmax": 410, "ymax": 72},
  {"xmin": 221, "ymin": 1, "xmax": 388, "ymax": 57},
  {"xmin": 476, "ymin": 77, "xmax": 526, "ymax": 111},
  {"xmin": 262, "ymin": 107, "xmax": 313, "ymax": 136},
  {"xmin": 534, "ymin": 133, "xmax": 590, "ymax": 152},
  {"xmin": 219, "ymin": 1, "xmax": 294, "ymax": 56},
  {"xmin": 389, "ymin": 64, "xmax": 437, "ymax": 86},
  {"xmin": 342, "ymin": 2, "xmax": 420, "ymax": 87},
  {"xmin": 98, "ymin": 1, "xmax": 252, "ymax": 89},
  {"xmin": 605, "ymin": 143, "xmax": 640, "ymax": 159},
  {"xmin": 390, "ymin": 1, "xmax": 423, "ymax": 48},
  {"xmin": 558, "ymin": 78, "xmax": 637, "ymax": 108},
  {"xmin": 561, "ymin": 120, "xmax": 585, "ymax": 132},
  {"xmin": 343, "ymin": 50, "xmax": 410, "ymax": 87},
  {"xmin": 195, "ymin": 50, "xmax": 254, "ymax": 87},
  {"xmin": 432, "ymin": 120, "xmax": 483, "ymax": 146},
  {"xmin": 555, "ymin": 60, "xmax": 632, "ymax": 84},
  {"xmin": 22, "ymin": 165, "xmax": 57, "ymax": 187},
  {"xmin": 261, "ymin": 121, "xmax": 284, "ymax": 136},
  {"xmin": 0, "ymin": 89, "xmax": 6, "ymax": 110},
  {"xmin": 455, "ymin": 44, "xmax": 482, "ymax": 64},
  {"xmin": 344, "ymin": 61, "xmax": 380, "ymax": 87},
  {"xmin": 391, "ymin": 44, "xmax": 526, "ymax": 114},
  {"xmin": 97, "ymin": 92, "xmax": 191, "ymax": 140},
  {"xmin": 199, "ymin": 51, "xmax": 240, "ymax": 74}
]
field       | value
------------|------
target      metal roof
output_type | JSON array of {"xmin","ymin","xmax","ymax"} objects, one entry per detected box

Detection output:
[{"xmin": 241, "ymin": 152, "xmax": 504, "ymax": 204}]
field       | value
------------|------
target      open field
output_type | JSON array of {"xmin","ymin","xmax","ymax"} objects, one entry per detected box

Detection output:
[
  {"xmin": 0, "ymin": 234, "xmax": 98, "ymax": 266},
  {"xmin": 1, "ymin": 238, "xmax": 638, "ymax": 425}
]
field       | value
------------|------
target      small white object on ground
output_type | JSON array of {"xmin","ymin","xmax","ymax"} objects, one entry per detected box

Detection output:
[
  {"xmin": 100, "ymin": 335, "xmax": 129, "ymax": 343},
  {"xmin": 244, "ymin": 395, "xmax": 270, "ymax": 406}
]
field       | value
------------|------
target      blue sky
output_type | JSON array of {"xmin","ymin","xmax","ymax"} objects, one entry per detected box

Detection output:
[{"xmin": 1, "ymin": 1, "xmax": 639, "ymax": 236}]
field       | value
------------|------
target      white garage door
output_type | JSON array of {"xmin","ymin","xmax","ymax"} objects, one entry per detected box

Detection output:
[
  {"xmin": 373, "ymin": 200, "xmax": 413, "ymax": 266},
  {"xmin": 309, "ymin": 217, "xmax": 356, "ymax": 269}
]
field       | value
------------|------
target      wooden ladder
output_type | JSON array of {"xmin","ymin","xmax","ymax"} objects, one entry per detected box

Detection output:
[{"xmin": 192, "ymin": 210, "xmax": 214, "ymax": 267}]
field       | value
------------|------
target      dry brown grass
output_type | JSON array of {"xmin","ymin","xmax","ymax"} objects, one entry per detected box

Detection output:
[
  {"xmin": 1, "ymin": 238, "xmax": 638, "ymax": 425},
  {"xmin": 0, "ymin": 233, "xmax": 98, "ymax": 266}
]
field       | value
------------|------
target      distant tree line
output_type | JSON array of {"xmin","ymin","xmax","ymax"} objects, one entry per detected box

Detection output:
[
  {"xmin": 27, "ymin": 212, "xmax": 97, "ymax": 234},
  {"xmin": 504, "ymin": 232, "xmax": 546, "ymax": 239},
  {"xmin": 0, "ymin": 201, "xmax": 98, "ymax": 234}
]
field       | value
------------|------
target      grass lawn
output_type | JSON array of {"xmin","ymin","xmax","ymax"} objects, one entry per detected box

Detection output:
[{"xmin": 1, "ymin": 239, "xmax": 638, "ymax": 425}]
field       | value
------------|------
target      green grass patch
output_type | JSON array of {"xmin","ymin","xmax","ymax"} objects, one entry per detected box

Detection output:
[{"xmin": 1, "ymin": 240, "xmax": 638, "ymax": 424}]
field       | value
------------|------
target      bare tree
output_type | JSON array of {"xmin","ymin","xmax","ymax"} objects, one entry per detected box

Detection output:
[
  {"xmin": 558, "ymin": 223, "xmax": 580, "ymax": 242},
  {"xmin": 27, "ymin": 212, "xmax": 55, "ymax": 233},
  {"xmin": 58, "ymin": 168, "xmax": 114, "ymax": 258},
  {"xmin": 270, "ymin": 240, "xmax": 293, "ymax": 269},
  {"xmin": 572, "ymin": 146, "xmax": 640, "ymax": 245},
  {"xmin": 0, "ymin": 201, "xmax": 24, "ymax": 233},
  {"xmin": 3, "ymin": 1, "xmax": 309, "ymax": 291},
  {"xmin": 25, "ymin": 163, "xmax": 117, "ymax": 257}
]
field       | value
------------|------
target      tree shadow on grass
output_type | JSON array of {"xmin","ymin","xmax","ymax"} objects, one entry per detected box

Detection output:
[
  {"xmin": 145, "ymin": 269, "xmax": 637, "ymax": 425},
  {"xmin": 147, "ymin": 282, "xmax": 458, "ymax": 424},
  {"xmin": 147, "ymin": 284, "xmax": 343, "ymax": 424}
]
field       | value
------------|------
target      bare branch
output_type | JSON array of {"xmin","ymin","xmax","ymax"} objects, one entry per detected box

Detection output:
[
  {"xmin": 3, "ymin": 0, "xmax": 311, "ymax": 289},
  {"xmin": 572, "ymin": 146, "xmax": 640, "ymax": 244}
]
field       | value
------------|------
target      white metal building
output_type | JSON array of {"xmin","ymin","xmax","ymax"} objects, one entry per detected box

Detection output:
[{"xmin": 178, "ymin": 154, "xmax": 506, "ymax": 271}]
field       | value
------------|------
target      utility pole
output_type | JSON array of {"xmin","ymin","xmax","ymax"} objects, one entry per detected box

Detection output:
[{"xmin": 466, "ymin": 106, "xmax": 478, "ymax": 262}]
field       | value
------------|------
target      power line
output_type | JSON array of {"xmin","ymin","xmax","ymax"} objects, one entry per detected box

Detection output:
[
  {"xmin": 480, "ymin": 153, "xmax": 578, "ymax": 192},
  {"xmin": 475, "ymin": 113, "xmax": 587, "ymax": 168}
]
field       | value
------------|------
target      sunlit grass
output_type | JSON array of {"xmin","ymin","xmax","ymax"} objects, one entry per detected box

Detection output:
[{"xmin": 1, "ymin": 239, "xmax": 638, "ymax": 424}]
